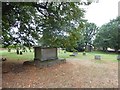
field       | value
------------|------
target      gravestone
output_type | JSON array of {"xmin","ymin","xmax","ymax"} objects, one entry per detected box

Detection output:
[
  {"xmin": 117, "ymin": 55, "xmax": 120, "ymax": 60},
  {"xmin": 34, "ymin": 46, "xmax": 58, "ymax": 61},
  {"xmin": 70, "ymin": 52, "xmax": 78, "ymax": 56},
  {"xmin": 94, "ymin": 55, "xmax": 101, "ymax": 60},
  {"xmin": 23, "ymin": 46, "xmax": 66, "ymax": 67},
  {"xmin": 86, "ymin": 45, "xmax": 93, "ymax": 52},
  {"xmin": 29, "ymin": 46, "xmax": 66, "ymax": 68}
]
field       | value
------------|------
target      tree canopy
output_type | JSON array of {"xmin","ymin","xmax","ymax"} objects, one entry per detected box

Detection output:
[
  {"xmin": 76, "ymin": 22, "xmax": 98, "ymax": 51},
  {"xmin": 2, "ymin": 2, "xmax": 90, "ymax": 48},
  {"xmin": 94, "ymin": 16, "xmax": 120, "ymax": 52}
]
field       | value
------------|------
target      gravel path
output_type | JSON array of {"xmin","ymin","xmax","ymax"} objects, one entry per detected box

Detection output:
[{"xmin": 2, "ymin": 59, "xmax": 118, "ymax": 88}]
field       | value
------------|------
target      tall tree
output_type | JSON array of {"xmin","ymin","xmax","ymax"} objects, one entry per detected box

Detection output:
[
  {"xmin": 2, "ymin": 1, "xmax": 93, "ymax": 48},
  {"xmin": 2, "ymin": 2, "xmax": 38, "ymax": 48},
  {"xmin": 94, "ymin": 16, "xmax": 120, "ymax": 52},
  {"xmin": 78, "ymin": 22, "xmax": 98, "ymax": 51}
]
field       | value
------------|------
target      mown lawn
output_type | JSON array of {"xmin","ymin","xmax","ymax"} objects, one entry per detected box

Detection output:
[
  {"xmin": 59, "ymin": 50, "xmax": 119, "ymax": 62},
  {"xmin": 1, "ymin": 49, "xmax": 34, "ymax": 61},
  {"xmin": 1, "ymin": 48, "xmax": 119, "ymax": 63}
]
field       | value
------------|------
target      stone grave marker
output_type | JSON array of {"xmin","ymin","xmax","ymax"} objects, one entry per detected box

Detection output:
[
  {"xmin": 70, "ymin": 52, "xmax": 78, "ymax": 56},
  {"xmin": 117, "ymin": 55, "xmax": 120, "ymax": 60},
  {"xmin": 25, "ymin": 46, "xmax": 66, "ymax": 68},
  {"xmin": 34, "ymin": 46, "xmax": 58, "ymax": 61},
  {"xmin": 94, "ymin": 55, "xmax": 101, "ymax": 60}
]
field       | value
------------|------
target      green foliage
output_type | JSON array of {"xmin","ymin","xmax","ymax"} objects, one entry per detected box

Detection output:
[
  {"xmin": 78, "ymin": 22, "xmax": 98, "ymax": 50},
  {"xmin": 2, "ymin": 2, "xmax": 86, "ymax": 48},
  {"xmin": 38, "ymin": 2, "xmax": 85, "ymax": 48},
  {"xmin": 2, "ymin": 2, "xmax": 38, "ymax": 47},
  {"xmin": 1, "ymin": 49, "xmax": 34, "ymax": 60},
  {"xmin": 94, "ymin": 16, "xmax": 120, "ymax": 52}
]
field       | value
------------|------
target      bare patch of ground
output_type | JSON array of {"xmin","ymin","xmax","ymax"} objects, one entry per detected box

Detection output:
[{"xmin": 2, "ymin": 59, "xmax": 118, "ymax": 88}]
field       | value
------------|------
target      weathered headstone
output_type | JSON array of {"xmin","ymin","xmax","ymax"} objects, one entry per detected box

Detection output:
[
  {"xmin": 70, "ymin": 52, "xmax": 78, "ymax": 56},
  {"xmin": 117, "ymin": 55, "xmax": 120, "ymax": 60},
  {"xmin": 86, "ymin": 45, "xmax": 93, "ymax": 52},
  {"xmin": 31, "ymin": 46, "xmax": 66, "ymax": 68},
  {"xmin": 95, "ymin": 55, "xmax": 101, "ymax": 60},
  {"xmin": 34, "ymin": 46, "xmax": 58, "ymax": 61}
]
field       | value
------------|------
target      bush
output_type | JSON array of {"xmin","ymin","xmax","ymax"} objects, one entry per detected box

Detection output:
[{"xmin": 66, "ymin": 47, "xmax": 85, "ymax": 52}]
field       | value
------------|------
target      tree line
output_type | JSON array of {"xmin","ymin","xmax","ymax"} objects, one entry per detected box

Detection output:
[
  {"xmin": 2, "ymin": 2, "xmax": 120, "ymax": 53},
  {"xmin": 94, "ymin": 16, "xmax": 120, "ymax": 52}
]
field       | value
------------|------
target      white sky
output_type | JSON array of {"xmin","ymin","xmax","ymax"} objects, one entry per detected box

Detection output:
[{"xmin": 85, "ymin": 0, "xmax": 120, "ymax": 27}]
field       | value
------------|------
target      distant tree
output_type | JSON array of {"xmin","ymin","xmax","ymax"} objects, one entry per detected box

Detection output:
[
  {"xmin": 66, "ymin": 22, "xmax": 98, "ymax": 52},
  {"xmin": 94, "ymin": 16, "xmax": 120, "ymax": 52},
  {"xmin": 78, "ymin": 22, "xmax": 98, "ymax": 51},
  {"xmin": 37, "ymin": 2, "xmax": 85, "ymax": 48}
]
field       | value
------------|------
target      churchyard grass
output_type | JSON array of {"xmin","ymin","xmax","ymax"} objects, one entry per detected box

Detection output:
[{"xmin": 0, "ymin": 48, "xmax": 118, "ymax": 62}]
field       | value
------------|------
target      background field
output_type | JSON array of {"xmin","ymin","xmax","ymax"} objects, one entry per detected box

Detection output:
[{"xmin": 1, "ymin": 48, "xmax": 119, "ymax": 63}]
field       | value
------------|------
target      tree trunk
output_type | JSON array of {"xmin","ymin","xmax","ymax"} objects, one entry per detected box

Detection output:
[
  {"xmin": 16, "ymin": 48, "xmax": 19, "ymax": 54},
  {"xmin": 103, "ymin": 47, "xmax": 107, "ymax": 52},
  {"xmin": 8, "ymin": 48, "xmax": 11, "ymax": 52}
]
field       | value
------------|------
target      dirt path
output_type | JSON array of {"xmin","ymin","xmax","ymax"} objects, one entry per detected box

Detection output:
[{"xmin": 2, "ymin": 59, "xmax": 118, "ymax": 88}]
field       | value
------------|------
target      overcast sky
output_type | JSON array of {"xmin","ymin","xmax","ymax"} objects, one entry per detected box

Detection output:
[{"xmin": 84, "ymin": 0, "xmax": 120, "ymax": 27}]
